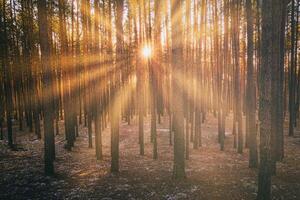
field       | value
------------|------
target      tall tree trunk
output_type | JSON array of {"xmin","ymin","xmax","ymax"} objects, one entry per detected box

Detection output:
[
  {"xmin": 246, "ymin": 0, "xmax": 258, "ymax": 168},
  {"xmin": 289, "ymin": 0, "xmax": 296, "ymax": 137},
  {"xmin": 94, "ymin": 0, "xmax": 102, "ymax": 160},
  {"xmin": 1, "ymin": 0, "xmax": 14, "ymax": 149},
  {"xmin": 171, "ymin": 0, "xmax": 185, "ymax": 179},
  {"xmin": 257, "ymin": 0, "xmax": 279, "ymax": 198},
  {"xmin": 38, "ymin": 0, "xmax": 55, "ymax": 175},
  {"xmin": 110, "ymin": 0, "xmax": 123, "ymax": 173}
]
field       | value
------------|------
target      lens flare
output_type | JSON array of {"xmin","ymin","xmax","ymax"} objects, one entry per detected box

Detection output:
[{"xmin": 142, "ymin": 46, "xmax": 152, "ymax": 58}]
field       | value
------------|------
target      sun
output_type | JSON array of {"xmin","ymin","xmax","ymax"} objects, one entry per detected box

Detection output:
[{"xmin": 142, "ymin": 45, "xmax": 152, "ymax": 58}]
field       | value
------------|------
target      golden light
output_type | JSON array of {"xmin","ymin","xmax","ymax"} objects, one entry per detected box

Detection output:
[{"xmin": 142, "ymin": 45, "xmax": 152, "ymax": 58}]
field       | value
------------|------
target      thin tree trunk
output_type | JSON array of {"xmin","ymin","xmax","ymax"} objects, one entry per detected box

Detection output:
[
  {"xmin": 171, "ymin": 0, "xmax": 185, "ymax": 179},
  {"xmin": 38, "ymin": 0, "xmax": 55, "ymax": 175},
  {"xmin": 246, "ymin": 0, "xmax": 258, "ymax": 168}
]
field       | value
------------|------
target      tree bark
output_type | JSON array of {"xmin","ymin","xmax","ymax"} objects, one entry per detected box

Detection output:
[
  {"xmin": 171, "ymin": 0, "xmax": 185, "ymax": 180},
  {"xmin": 38, "ymin": 0, "xmax": 55, "ymax": 175}
]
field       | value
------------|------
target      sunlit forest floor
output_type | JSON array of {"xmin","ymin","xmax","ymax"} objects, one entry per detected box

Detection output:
[{"xmin": 1, "ymin": 115, "xmax": 300, "ymax": 200}]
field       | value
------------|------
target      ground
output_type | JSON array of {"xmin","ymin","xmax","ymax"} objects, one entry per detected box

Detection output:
[{"xmin": 0, "ymin": 115, "xmax": 300, "ymax": 200}]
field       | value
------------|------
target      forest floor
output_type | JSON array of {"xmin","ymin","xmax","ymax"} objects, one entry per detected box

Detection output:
[{"xmin": 0, "ymin": 114, "xmax": 300, "ymax": 200}]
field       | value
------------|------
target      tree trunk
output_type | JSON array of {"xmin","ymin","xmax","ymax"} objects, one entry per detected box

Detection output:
[
  {"xmin": 246, "ymin": 0, "xmax": 258, "ymax": 168},
  {"xmin": 110, "ymin": 0, "xmax": 123, "ymax": 173},
  {"xmin": 257, "ymin": 0, "xmax": 277, "ymax": 198},
  {"xmin": 38, "ymin": 0, "xmax": 55, "ymax": 175},
  {"xmin": 171, "ymin": 0, "xmax": 185, "ymax": 180}
]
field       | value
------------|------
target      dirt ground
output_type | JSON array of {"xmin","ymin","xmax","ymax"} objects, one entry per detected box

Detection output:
[{"xmin": 0, "ymin": 114, "xmax": 300, "ymax": 200}]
